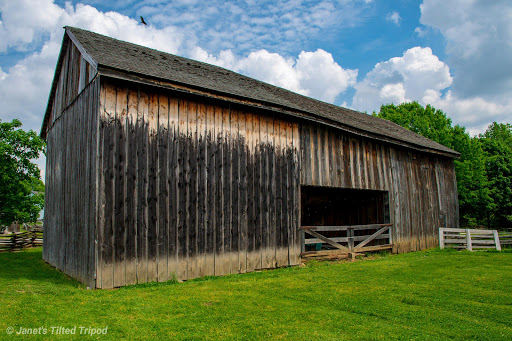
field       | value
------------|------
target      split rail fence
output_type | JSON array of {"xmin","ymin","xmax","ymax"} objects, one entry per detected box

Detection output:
[
  {"xmin": 499, "ymin": 230, "xmax": 512, "ymax": 247},
  {"xmin": 300, "ymin": 223, "xmax": 392, "ymax": 260},
  {"xmin": 0, "ymin": 228, "xmax": 43, "ymax": 252}
]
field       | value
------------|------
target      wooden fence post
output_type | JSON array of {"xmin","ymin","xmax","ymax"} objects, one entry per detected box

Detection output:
[
  {"xmin": 493, "ymin": 230, "xmax": 502, "ymax": 251},
  {"xmin": 300, "ymin": 229, "xmax": 305, "ymax": 254},
  {"xmin": 10, "ymin": 234, "xmax": 17, "ymax": 251},
  {"xmin": 466, "ymin": 229, "xmax": 472, "ymax": 251},
  {"xmin": 439, "ymin": 228, "xmax": 445, "ymax": 249},
  {"xmin": 347, "ymin": 228, "xmax": 354, "ymax": 252}
]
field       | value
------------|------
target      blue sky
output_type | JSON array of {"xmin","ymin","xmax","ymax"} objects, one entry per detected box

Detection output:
[{"xmin": 1, "ymin": 0, "xmax": 511, "ymax": 179}]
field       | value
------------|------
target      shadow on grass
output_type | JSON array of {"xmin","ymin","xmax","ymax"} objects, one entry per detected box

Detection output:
[{"xmin": 0, "ymin": 248, "xmax": 82, "ymax": 288}]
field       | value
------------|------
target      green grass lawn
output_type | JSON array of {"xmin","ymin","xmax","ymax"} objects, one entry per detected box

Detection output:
[{"xmin": 1, "ymin": 248, "xmax": 511, "ymax": 340}]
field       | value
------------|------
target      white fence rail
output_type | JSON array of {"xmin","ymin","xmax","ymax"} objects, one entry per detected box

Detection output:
[{"xmin": 439, "ymin": 228, "xmax": 501, "ymax": 251}]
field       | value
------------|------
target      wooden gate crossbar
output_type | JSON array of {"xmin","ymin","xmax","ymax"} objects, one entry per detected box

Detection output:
[
  {"xmin": 304, "ymin": 230, "xmax": 350, "ymax": 252},
  {"xmin": 300, "ymin": 224, "xmax": 392, "ymax": 255}
]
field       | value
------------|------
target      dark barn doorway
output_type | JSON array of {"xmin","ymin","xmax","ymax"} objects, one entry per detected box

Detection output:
[{"xmin": 300, "ymin": 186, "xmax": 390, "ymax": 252}]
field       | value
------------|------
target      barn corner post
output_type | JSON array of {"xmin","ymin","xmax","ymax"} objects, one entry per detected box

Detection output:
[{"xmin": 41, "ymin": 27, "xmax": 460, "ymax": 288}]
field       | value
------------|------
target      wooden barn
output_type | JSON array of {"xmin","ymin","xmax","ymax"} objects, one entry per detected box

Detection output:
[{"xmin": 41, "ymin": 27, "xmax": 459, "ymax": 289}]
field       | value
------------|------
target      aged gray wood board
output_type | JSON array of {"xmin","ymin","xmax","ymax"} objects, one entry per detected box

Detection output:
[
  {"xmin": 90, "ymin": 80, "xmax": 300, "ymax": 287},
  {"xmin": 43, "ymin": 78, "xmax": 100, "ymax": 288}
]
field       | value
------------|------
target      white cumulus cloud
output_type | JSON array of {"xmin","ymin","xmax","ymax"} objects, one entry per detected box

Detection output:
[
  {"xmin": 420, "ymin": 0, "xmax": 512, "ymax": 99},
  {"xmin": 415, "ymin": 0, "xmax": 512, "ymax": 132},
  {"xmin": 352, "ymin": 47, "xmax": 451, "ymax": 113},
  {"xmin": 294, "ymin": 50, "xmax": 358, "ymax": 102}
]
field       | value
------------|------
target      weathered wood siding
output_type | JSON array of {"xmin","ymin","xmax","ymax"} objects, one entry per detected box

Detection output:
[
  {"xmin": 300, "ymin": 122, "xmax": 459, "ymax": 253},
  {"xmin": 43, "ymin": 78, "xmax": 100, "ymax": 288},
  {"xmin": 95, "ymin": 78, "xmax": 300, "ymax": 288},
  {"xmin": 48, "ymin": 39, "xmax": 97, "ymax": 127}
]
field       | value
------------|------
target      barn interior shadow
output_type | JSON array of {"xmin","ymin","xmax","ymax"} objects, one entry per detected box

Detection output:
[{"xmin": 0, "ymin": 249, "xmax": 82, "ymax": 288}]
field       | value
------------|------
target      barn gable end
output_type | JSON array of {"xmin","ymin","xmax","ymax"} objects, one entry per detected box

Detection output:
[
  {"xmin": 42, "ymin": 32, "xmax": 100, "ymax": 288},
  {"xmin": 42, "ymin": 27, "xmax": 459, "ymax": 288}
]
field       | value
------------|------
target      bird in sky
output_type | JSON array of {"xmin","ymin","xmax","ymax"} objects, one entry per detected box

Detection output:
[{"xmin": 140, "ymin": 16, "xmax": 147, "ymax": 25}]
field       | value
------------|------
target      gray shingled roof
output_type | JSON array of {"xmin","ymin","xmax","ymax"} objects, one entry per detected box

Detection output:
[{"xmin": 50, "ymin": 26, "xmax": 458, "ymax": 156}]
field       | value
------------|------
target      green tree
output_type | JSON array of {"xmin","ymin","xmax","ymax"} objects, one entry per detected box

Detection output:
[
  {"xmin": 451, "ymin": 127, "xmax": 492, "ymax": 225},
  {"xmin": 479, "ymin": 123, "xmax": 512, "ymax": 229},
  {"xmin": 0, "ymin": 119, "xmax": 46, "ymax": 225}
]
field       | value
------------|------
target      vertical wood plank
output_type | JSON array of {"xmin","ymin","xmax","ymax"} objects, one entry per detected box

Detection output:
[
  {"xmin": 402, "ymin": 152, "xmax": 412, "ymax": 252},
  {"xmin": 327, "ymin": 129, "xmax": 335, "ymax": 187},
  {"xmin": 367, "ymin": 141, "xmax": 374, "ymax": 189},
  {"xmin": 168, "ymin": 96, "xmax": 179, "ymax": 280},
  {"xmin": 349, "ymin": 138, "xmax": 356, "ymax": 188},
  {"xmin": 113, "ymin": 85, "xmax": 127, "ymax": 288},
  {"xmin": 261, "ymin": 115, "xmax": 272, "ymax": 269},
  {"xmin": 157, "ymin": 93, "xmax": 169, "ymax": 282},
  {"xmin": 221, "ymin": 105, "xmax": 232, "ymax": 275},
  {"xmin": 299, "ymin": 124, "xmax": 308, "ymax": 185},
  {"xmin": 389, "ymin": 148, "xmax": 402, "ymax": 253},
  {"xmin": 374, "ymin": 143, "xmax": 383, "ymax": 191},
  {"xmin": 304, "ymin": 123, "xmax": 313, "ymax": 185},
  {"xmin": 286, "ymin": 121, "xmax": 295, "ymax": 265},
  {"xmin": 101, "ymin": 81, "xmax": 116, "ymax": 288},
  {"xmin": 253, "ymin": 112, "xmax": 262, "ymax": 270},
  {"xmin": 177, "ymin": 99, "xmax": 188, "ymax": 280},
  {"xmin": 277, "ymin": 119, "xmax": 288, "ymax": 267},
  {"xmin": 146, "ymin": 93, "xmax": 159, "ymax": 283},
  {"xmin": 86, "ymin": 80, "xmax": 97, "ymax": 287},
  {"xmin": 230, "ymin": 109, "xmax": 240, "ymax": 273},
  {"xmin": 136, "ymin": 89, "xmax": 149, "ymax": 284},
  {"xmin": 291, "ymin": 121, "xmax": 301, "ymax": 265},
  {"xmin": 197, "ymin": 101, "xmax": 208, "ymax": 277},
  {"xmin": 319, "ymin": 127, "xmax": 327, "ymax": 187},
  {"xmin": 79, "ymin": 56, "xmax": 86, "ymax": 92},
  {"xmin": 95, "ymin": 81, "xmax": 105, "ymax": 287},
  {"xmin": 125, "ymin": 87, "xmax": 137, "ymax": 285},
  {"xmin": 312, "ymin": 124, "xmax": 320, "ymax": 186},
  {"xmin": 214, "ymin": 105, "xmax": 224, "ymax": 276},
  {"xmin": 187, "ymin": 100, "xmax": 199, "ymax": 279},
  {"xmin": 359, "ymin": 139, "xmax": 366, "ymax": 189},
  {"xmin": 238, "ymin": 110, "xmax": 248, "ymax": 273},
  {"xmin": 246, "ymin": 112, "xmax": 256, "ymax": 272},
  {"xmin": 268, "ymin": 115, "xmax": 277, "ymax": 268},
  {"xmin": 205, "ymin": 103, "xmax": 216, "ymax": 277},
  {"xmin": 335, "ymin": 133, "xmax": 343, "ymax": 187}
]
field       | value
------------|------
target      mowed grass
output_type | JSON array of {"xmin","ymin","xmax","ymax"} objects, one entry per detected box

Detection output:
[{"xmin": 1, "ymin": 248, "xmax": 511, "ymax": 340}]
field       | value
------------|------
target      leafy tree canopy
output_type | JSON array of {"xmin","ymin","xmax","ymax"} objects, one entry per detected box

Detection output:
[{"xmin": 0, "ymin": 119, "xmax": 46, "ymax": 225}]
